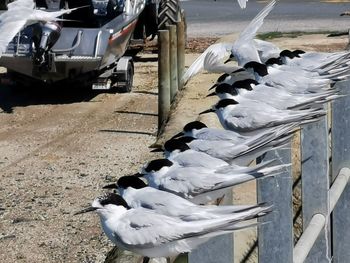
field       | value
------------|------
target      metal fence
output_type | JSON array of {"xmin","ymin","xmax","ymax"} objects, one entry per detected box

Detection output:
[{"xmin": 170, "ymin": 81, "xmax": 350, "ymax": 263}]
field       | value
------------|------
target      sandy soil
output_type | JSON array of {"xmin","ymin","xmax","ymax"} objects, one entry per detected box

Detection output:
[{"xmin": 0, "ymin": 33, "xmax": 347, "ymax": 263}]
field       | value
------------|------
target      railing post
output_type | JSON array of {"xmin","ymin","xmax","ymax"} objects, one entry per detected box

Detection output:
[
  {"xmin": 158, "ymin": 30, "xmax": 171, "ymax": 131},
  {"xmin": 167, "ymin": 25, "xmax": 178, "ymax": 101},
  {"xmin": 300, "ymin": 112, "xmax": 330, "ymax": 262},
  {"xmin": 176, "ymin": 20, "xmax": 185, "ymax": 90},
  {"xmin": 188, "ymin": 190, "xmax": 234, "ymax": 263},
  {"xmin": 331, "ymin": 80, "xmax": 350, "ymax": 262},
  {"xmin": 257, "ymin": 147, "xmax": 293, "ymax": 263}
]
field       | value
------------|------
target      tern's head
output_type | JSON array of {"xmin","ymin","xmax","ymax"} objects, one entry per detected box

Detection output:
[
  {"xmin": 232, "ymin": 79, "xmax": 258, "ymax": 91},
  {"xmin": 172, "ymin": 121, "xmax": 207, "ymax": 139},
  {"xmin": 224, "ymin": 53, "xmax": 235, "ymax": 64},
  {"xmin": 280, "ymin": 50, "xmax": 297, "ymax": 59},
  {"xmin": 243, "ymin": 62, "xmax": 268, "ymax": 77},
  {"xmin": 207, "ymin": 83, "xmax": 238, "ymax": 98},
  {"xmin": 183, "ymin": 121, "xmax": 207, "ymax": 133},
  {"xmin": 293, "ymin": 49, "xmax": 305, "ymax": 57},
  {"xmin": 217, "ymin": 73, "xmax": 230, "ymax": 83},
  {"xmin": 200, "ymin": 99, "xmax": 238, "ymax": 115},
  {"xmin": 75, "ymin": 193, "xmax": 130, "ymax": 219},
  {"xmin": 215, "ymin": 99, "xmax": 239, "ymax": 110},
  {"xmin": 117, "ymin": 176, "xmax": 147, "ymax": 190},
  {"xmin": 164, "ymin": 139, "xmax": 190, "ymax": 154},
  {"xmin": 265, "ymin": 57, "xmax": 283, "ymax": 66},
  {"xmin": 176, "ymin": 136, "xmax": 196, "ymax": 144},
  {"xmin": 142, "ymin": 159, "xmax": 174, "ymax": 175}
]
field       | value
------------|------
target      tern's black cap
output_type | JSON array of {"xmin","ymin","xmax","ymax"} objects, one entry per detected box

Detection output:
[
  {"xmin": 244, "ymin": 61, "xmax": 268, "ymax": 76},
  {"xmin": 265, "ymin": 57, "xmax": 283, "ymax": 66},
  {"xmin": 183, "ymin": 121, "xmax": 207, "ymax": 132},
  {"xmin": 215, "ymin": 83, "xmax": 238, "ymax": 96},
  {"xmin": 117, "ymin": 176, "xmax": 147, "ymax": 189},
  {"xmin": 99, "ymin": 193, "xmax": 130, "ymax": 209},
  {"xmin": 164, "ymin": 139, "xmax": 190, "ymax": 152},
  {"xmin": 144, "ymin": 159, "xmax": 173, "ymax": 172},
  {"xmin": 293, "ymin": 49, "xmax": 305, "ymax": 57},
  {"xmin": 176, "ymin": 136, "xmax": 196, "ymax": 144},
  {"xmin": 215, "ymin": 99, "xmax": 239, "ymax": 109},
  {"xmin": 217, "ymin": 73, "xmax": 230, "ymax": 83},
  {"xmin": 280, "ymin": 49, "xmax": 296, "ymax": 59},
  {"xmin": 232, "ymin": 79, "xmax": 258, "ymax": 90}
]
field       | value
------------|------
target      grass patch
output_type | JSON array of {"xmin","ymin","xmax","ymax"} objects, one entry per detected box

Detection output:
[{"xmin": 257, "ymin": 30, "xmax": 343, "ymax": 40}]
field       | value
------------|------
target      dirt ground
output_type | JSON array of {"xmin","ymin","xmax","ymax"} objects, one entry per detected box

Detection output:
[{"xmin": 0, "ymin": 33, "xmax": 347, "ymax": 263}]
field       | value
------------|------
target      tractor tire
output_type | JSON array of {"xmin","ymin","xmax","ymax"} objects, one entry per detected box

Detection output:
[
  {"xmin": 157, "ymin": 0, "xmax": 180, "ymax": 30},
  {"xmin": 0, "ymin": 0, "xmax": 8, "ymax": 10}
]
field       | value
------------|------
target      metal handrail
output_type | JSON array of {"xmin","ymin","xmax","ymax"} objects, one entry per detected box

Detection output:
[{"xmin": 293, "ymin": 167, "xmax": 350, "ymax": 263}]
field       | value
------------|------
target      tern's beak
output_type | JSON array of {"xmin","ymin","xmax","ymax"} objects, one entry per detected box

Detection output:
[
  {"xmin": 232, "ymin": 68, "xmax": 246, "ymax": 74},
  {"xmin": 132, "ymin": 172, "xmax": 144, "ymax": 177},
  {"xmin": 150, "ymin": 147, "xmax": 164, "ymax": 153},
  {"xmin": 171, "ymin": 131, "xmax": 184, "ymax": 139},
  {"xmin": 209, "ymin": 83, "xmax": 218, "ymax": 91},
  {"xmin": 206, "ymin": 92, "xmax": 216, "ymax": 97},
  {"xmin": 199, "ymin": 108, "xmax": 215, "ymax": 115},
  {"xmin": 103, "ymin": 183, "xmax": 117, "ymax": 189},
  {"xmin": 74, "ymin": 206, "xmax": 97, "ymax": 215}
]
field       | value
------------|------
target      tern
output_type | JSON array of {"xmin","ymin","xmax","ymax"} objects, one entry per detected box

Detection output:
[
  {"xmin": 208, "ymin": 82, "xmax": 339, "ymax": 110},
  {"xmin": 75, "ymin": 192, "xmax": 271, "ymax": 258},
  {"xmin": 200, "ymin": 99, "xmax": 325, "ymax": 135},
  {"xmin": 171, "ymin": 120, "xmax": 249, "ymax": 143},
  {"xmin": 0, "ymin": 0, "xmax": 81, "ymax": 56},
  {"xmin": 182, "ymin": 0, "xmax": 277, "ymax": 83},
  {"xmin": 104, "ymin": 176, "xmax": 258, "ymax": 221},
  {"xmin": 137, "ymin": 158, "xmax": 286, "ymax": 204},
  {"xmin": 172, "ymin": 133, "xmax": 291, "ymax": 166},
  {"xmin": 234, "ymin": 62, "xmax": 331, "ymax": 94}
]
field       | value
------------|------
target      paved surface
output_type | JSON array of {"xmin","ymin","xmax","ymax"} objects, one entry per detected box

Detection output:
[{"xmin": 182, "ymin": 0, "xmax": 350, "ymax": 36}]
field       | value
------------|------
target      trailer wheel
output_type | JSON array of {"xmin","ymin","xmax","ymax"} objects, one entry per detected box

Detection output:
[
  {"xmin": 0, "ymin": 0, "xmax": 8, "ymax": 10},
  {"xmin": 118, "ymin": 61, "xmax": 134, "ymax": 93},
  {"xmin": 158, "ymin": 0, "xmax": 180, "ymax": 30}
]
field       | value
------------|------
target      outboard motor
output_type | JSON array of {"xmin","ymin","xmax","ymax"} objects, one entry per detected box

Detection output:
[{"xmin": 32, "ymin": 21, "xmax": 62, "ymax": 68}]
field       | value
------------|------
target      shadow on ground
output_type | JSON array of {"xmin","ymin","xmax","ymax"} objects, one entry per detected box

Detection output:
[{"xmin": 0, "ymin": 75, "xmax": 101, "ymax": 113}]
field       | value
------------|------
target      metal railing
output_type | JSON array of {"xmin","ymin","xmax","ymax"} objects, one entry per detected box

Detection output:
[{"xmin": 168, "ymin": 69, "xmax": 350, "ymax": 263}]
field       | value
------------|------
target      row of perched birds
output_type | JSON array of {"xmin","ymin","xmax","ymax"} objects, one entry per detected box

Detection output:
[{"xmin": 75, "ymin": 0, "xmax": 350, "ymax": 262}]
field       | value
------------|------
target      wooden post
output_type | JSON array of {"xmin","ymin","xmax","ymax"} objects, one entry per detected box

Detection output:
[
  {"xmin": 158, "ymin": 30, "xmax": 171, "ymax": 131},
  {"xmin": 167, "ymin": 25, "xmax": 178, "ymax": 101},
  {"xmin": 176, "ymin": 20, "xmax": 185, "ymax": 90}
]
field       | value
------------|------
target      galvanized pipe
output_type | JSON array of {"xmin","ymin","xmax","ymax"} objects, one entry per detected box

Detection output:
[
  {"xmin": 293, "ymin": 214, "xmax": 326, "ymax": 263},
  {"xmin": 176, "ymin": 20, "xmax": 185, "ymax": 90},
  {"xmin": 167, "ymin": 25, "xmax": 178, "ymax": 101},
  {"xmin": 293, "ymin": 167, "xmax": 350, "ymax": 263},
  {"xmin": 329, "ymin": 167, "xmax": 350, "ymax": 211},
  {"xmin": 158, "ymin": 30, "xmax": 171, "ymax": 131}
]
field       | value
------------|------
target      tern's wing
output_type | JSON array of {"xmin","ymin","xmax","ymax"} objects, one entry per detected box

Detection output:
[
  {"xmin": 253, "ymin": 39, "xmax": 280, "ymax": 62},
  {"xmin": 237, "ymin": 0, "xmax": 277, "ymax": 44},
  {"xmin": 115, "ymin": 210, "xmax": 196, "ymax": 248},
  {"xmin": 237, "ymin": 0, "xmax": 248, "ymax": 9},
  {"xmin": 116, "ymin": 207, "xmax": 268, "ymax": 249},
  {"xmin": 182, "ymin": 42, "xmax": 233, "ymax": 84},
  {"xmin": 7, "ymin": 0, "xmax": 35, "ymax": 10},
  {"xmin": 0, "ymin": 19, "xmax": 27, "ymax": 55},
  {"xmin": 204, "ymin": 51, "xmax": 241, "ymax": 73},
  {"xmin": 232, "ymin": 0, "xmax": 277, "ymax": 64},
  {"xmin": 196, "ymin": 128, "xmax": 247, "ymax": 142}
]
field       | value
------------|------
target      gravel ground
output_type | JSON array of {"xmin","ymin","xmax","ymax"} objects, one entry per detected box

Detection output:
[{"xmin": 0, "ymin": 33, "xmax": 347, "ymax": 263}]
